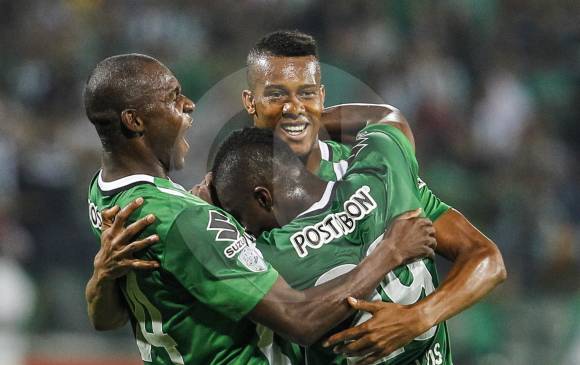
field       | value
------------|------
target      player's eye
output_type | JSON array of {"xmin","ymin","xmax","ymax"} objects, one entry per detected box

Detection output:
[
  {"xmin": 265, "ymin": 89, "xmax": 285, "ymax": 100},
  {"xmin": 300, "ymin": 90, "xmax": 317, "ymax": 98}
]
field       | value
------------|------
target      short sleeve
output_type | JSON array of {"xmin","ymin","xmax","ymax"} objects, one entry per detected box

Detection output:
[
  {"xmin": 417, "ymin": 178, "xmax": 451, "ymax": 222},
  {"xmin": 163, "ymin": 206, "xmax": 279, "ymax": 321},
  {"xmin": 342, "ymin": 124, "xmax": 423, "ymax": 223},
  {"xmin": 346, "ymin": 124, "xmax": 418, "ymax": 184}
]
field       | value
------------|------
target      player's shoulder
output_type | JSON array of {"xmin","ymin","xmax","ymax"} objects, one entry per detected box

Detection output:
[
  {"xmin": 319, "ymin": 139, "xmax": 351, "ymax": 162},
  {"xmin": 354, "ymin": 123, "xmax": 413, "ymax": 156},
  {"xmin": 89, "ymin": 170, "xmax": 209, "ymax": 222}
]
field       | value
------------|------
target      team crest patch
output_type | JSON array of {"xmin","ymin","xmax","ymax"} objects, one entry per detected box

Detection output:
[
  {"xmin": 238, "ymin": 246, "xmax": 268, "ymax": 272},
  {"xmin": 224, "ymin": 233, "xmax": 255, "ymax": 258}
]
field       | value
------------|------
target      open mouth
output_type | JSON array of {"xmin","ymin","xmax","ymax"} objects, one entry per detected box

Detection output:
[{"xmin": 280, "ymin": 123, "xmax": 309, "ymax": 137}]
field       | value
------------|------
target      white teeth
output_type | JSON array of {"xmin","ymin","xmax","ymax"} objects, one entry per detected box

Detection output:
[{"xmin": 282, "ymin": 124, "xmax": 307, "ymax": 135}]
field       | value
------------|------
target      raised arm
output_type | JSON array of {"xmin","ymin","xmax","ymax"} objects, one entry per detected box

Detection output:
[{"xmin": 322, "ymin": 103, "xmax": 414, "ymax": 148}]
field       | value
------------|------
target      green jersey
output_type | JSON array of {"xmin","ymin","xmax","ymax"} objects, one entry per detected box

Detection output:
[
  {"xmin": 317, "ymin": 139, "xmax": 450, "ymax": 222},
  {"xmin": 87, "ymin": 174, "xmax": 298, "ymax": 365},
  {"xmin": 257, "ymin": 124, "xmax": 453, "ymax": 365}
]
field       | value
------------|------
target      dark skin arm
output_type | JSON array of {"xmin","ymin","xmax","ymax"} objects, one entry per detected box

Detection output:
[
  {"xmin": 322, "ymin": 103, "xmax": 412, "ymax": 146},
  {"xmin": 87, "ymin": 205, "xmax": 437, "ymax": 345},
  {"xmin": 320, "ymin": 103, "xmax": 507, "ymax": 364},
  {"xmin": 85, "ymin": 198, "xmax": 160, "ymax": 331},
  {"xmin": 248, "ymin": 209, "xmax": 436, "ymax": 346},
  {"xmin": 324, "ymin": 209, "xmax": 506, "ymax": 364}
]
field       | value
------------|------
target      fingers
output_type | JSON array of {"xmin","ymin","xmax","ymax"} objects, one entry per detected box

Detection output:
[
  {"xmin": 203, "ymin": 172, "xmax": 213, "ymax": 185},
  {"xmin": 323, "ymin": 325, "xmax": 367, "ymax": 348},
  {"xmin": 117, "ymin": 214, "xmax": 156, "ymax": 243},
  {"xmin": 333, "ymin": 337, "xmax": 380, "ymax": 358},
  {"xmin": 119, "ymin": 235, "xmax": 159, "ymax": 256},
  {"xmin": 347, "ymin": 297, "xmax": 385, "ymax": 313},
  {"xmin": 119, "ymin": 259, "xmax": 160, "ymax": 270},
  {"xmin": 101, "ymin": 205, "xmax": 120, "ymax": 222},
  {"xmin": 111, "ymin": 197, "xmax": 144, "ymax": 231},
  {"xmin": 395, "ymin": 208, "xmax": 422, "ymax": 220}
]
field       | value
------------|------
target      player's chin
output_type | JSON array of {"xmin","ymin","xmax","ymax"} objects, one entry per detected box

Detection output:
[
  {"xmin": 170, "ymin": 153, "xmax": 187, "ymax": 171},
  {"xmin": 279, "ymin": 134, "xmax": 317, "ymax": 158},
  {"xmin": 287, "ymin": 142, "xmax": 312, "ymax": 158}
]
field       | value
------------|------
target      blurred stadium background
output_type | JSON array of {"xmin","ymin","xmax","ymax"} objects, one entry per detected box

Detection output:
[{"xmin": 0, "ymin": 1, "xmax": 579, "ymax": 364}]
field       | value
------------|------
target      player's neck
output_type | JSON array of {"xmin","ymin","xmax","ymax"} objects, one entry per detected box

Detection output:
[
  {"xmin": 100, "ymin": 146, "xmax": 168, "ymax": 182},
  {"xmin": 303, "ymin": 141, "xmax": 322, "ymax": 174},
  {"xmin": 274, "ymin": 173, "xmax": 327, "ymax": 225}
]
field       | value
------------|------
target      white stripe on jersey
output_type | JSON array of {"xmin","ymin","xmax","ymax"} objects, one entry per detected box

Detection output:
[
  {"xmin": 319, "ymin": 140, "xmax": 330, "ymax": 160},
  {"xmin": 332, "ymin": 160, "xmax": 349, "ymax": 181},
  {"xmin": 97, "ymin": 170, "xmax": 154, "ymax": 191}
]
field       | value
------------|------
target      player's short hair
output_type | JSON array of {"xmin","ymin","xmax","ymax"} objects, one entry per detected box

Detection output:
[
  {"xmin": 246, "ymin": 30, "xmax": 320, "ymax": 89},
  {"xmin": 211, "ymin": 127, "xmax": 301, "ymax": 207},
  {"xmin": 84, "ymin": 53, "xmax": 165, "ymax": 148}
]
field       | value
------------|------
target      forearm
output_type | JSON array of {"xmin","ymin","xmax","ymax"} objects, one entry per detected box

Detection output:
[
  {"xmin": 252, "ymin": 244, "xmax": 403, "ymax": 345},
  {"xmin": 85, "ymin": 272, "xmax": 129, "ymax": 331},
  {"xmin": 415, "ymin": 209, "xmax": 507, "ymax": 328},
  {"xmin": 322, "ymin": 103, "xmax": 398, "ymax": 143}
]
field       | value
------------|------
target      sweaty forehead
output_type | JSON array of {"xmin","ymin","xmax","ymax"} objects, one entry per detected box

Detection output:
[
  {"xmin": 140, "ymin": 63, "xmax": 179, "ymax": 93},
  {"xmin": 253, "ymin": 55, "xmax": 320, "ymax": 86}
]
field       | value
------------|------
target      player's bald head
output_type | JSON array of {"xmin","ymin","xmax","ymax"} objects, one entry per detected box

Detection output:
[
  {"xmin": 84, "ymin": 53, "xmax": 171, "ymax": 146},
  {"xmin": 246, "ymin": 30, "xmax": 320, "ymax": 90}
]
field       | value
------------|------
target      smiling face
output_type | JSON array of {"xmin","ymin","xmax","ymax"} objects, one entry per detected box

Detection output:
[
  {"xmin": 138, "ymin": 63, "xmax": 195, "ymax": 171},
  {"xmin": 244, "ymin": 55, "xmax": 325, "ymax": 158}
]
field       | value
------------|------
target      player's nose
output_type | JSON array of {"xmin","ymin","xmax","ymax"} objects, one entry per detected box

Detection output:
[
  {"xmin": 282, "ymin": 96, "xmax": 304, "ymax": 116},
  {"xmin": 183, "ymin": 96, "xmax": 195, "ymax": 114}
]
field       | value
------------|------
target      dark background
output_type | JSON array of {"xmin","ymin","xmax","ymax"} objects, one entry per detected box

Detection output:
[{"xmin": 0, "ymin": 1, "xmax": 579, "ymax": 364}]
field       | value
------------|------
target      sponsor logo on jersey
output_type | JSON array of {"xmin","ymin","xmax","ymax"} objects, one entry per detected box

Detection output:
[
  {"xmin": 238, "ymin": 246, "xmax": 268, "ymax": 272},
  {"xmin": 206, "ymin": 210, "xmax": 257, "ymax": 259},
  {"xmin": 290, "ymin": 185, "xmax": 377, "ymax": 258},
  {"xmin": 223, "ymin": 233, "xmax": 255, "ymax": 258},
  {"xmin": 207, "ymin": 210, "xmax": 240, "ymax": 242},
  {"xmin": 347, "ymin": 132, "xmax": 369, "ymax": 163},
  {"xmin": 88, "ymin": 200, "xmax": 103, "ymax": 229}
]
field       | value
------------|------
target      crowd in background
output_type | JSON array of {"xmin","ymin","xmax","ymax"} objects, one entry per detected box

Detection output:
[{"xmin": 0, "ymin": 1, "xmax": 579, "ymax": 364}]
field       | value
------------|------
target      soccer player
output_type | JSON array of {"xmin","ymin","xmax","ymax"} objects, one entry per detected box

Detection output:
[
  {"xmin": 208, "ymin": 120, "xmax": 490, "ymax": 365},
  {"xmin": 89, "ymin": 31, "xmax": 506, "ymax": 362},
  {"xmin": 237, "ymin": 30, "xmax": 506, "ymax": 362},
  {"xmin": 84, "ymin": 53, "xmax": 437, "ymax": 365}
]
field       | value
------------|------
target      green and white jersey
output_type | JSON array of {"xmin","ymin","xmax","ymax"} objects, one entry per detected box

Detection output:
[
  {"xmin": 317, "ymin": 140, "xmax": 351, "ymax": 182},
  {"xmin": 317, "ymin": 138, "xmax": 450, "ymax": 222},
  {"xmin": 87, "ymin": 174, "xmax": 299, "ymax": 365},
  {"xmin": 258, "ymin": 124, "xmax": 452, "ymax": 365}
]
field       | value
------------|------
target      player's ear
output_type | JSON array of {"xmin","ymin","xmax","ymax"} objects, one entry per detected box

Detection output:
[
  {"xmin": 242, "ymin": 90, "xmax": 256, "ymax": 115},
  {"xmin": 319, "ymin": 84, "xmax": 325, "ymax": 106},
  {"xmin": 120, "ymin": 109, "xmax": 145, "ymax": 138},
  {"xmin": 253, "ymin": 186, "xmax": 273, "ymax": 211}
]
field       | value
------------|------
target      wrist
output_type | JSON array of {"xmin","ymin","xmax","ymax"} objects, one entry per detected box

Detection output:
[
  {"xmin": 93, "ymin": 266, "xmax": 115, "ymax": 285},
  {"xmin": 380, "ymin": 236, "xmax": 404, "ymax": 268},
  {"xmin": 411, "ymin": 301, "xmax": 437, "ymax": 332}
]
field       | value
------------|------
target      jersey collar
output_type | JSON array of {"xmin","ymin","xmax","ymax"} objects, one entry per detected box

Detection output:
[
  {"xmin": 97, "ymin": 170, "xmax": 156, "ymax": 192},
  {"xmin": 318, "ymin": 140, "xmax": 332, "ymax": 161},
  {"xmin": 296, "ymin": 181, "xmax": 336, "ymax": 219}
]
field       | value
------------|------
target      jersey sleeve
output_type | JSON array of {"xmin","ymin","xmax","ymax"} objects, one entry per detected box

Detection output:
[
  {"xmin": 417, "ymin": 178, "xmax": 451, "ymax": 221},
  {"xmin": 162, "ymin": 206, "xmax": 279, "ymax": 321},
  {"xmin": 346, "ymin": 124, "xmax": 418, "ymax": 179},
  {"xmin": 344, "ymin": 124, "xmax": 423, "ymax": 222}
]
